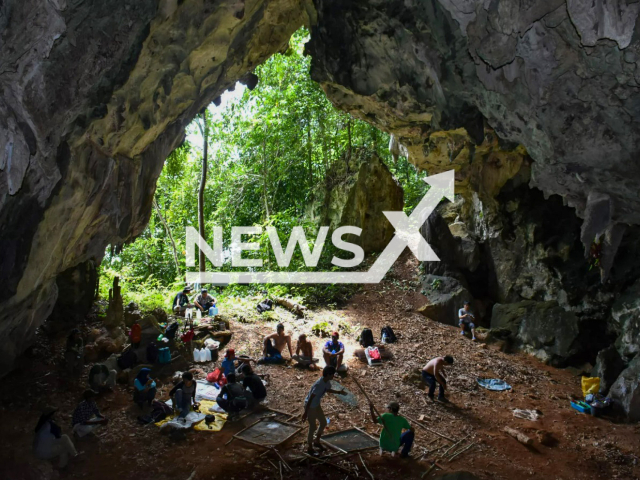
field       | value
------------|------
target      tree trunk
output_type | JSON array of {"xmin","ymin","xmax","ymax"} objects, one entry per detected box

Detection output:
[
  {"xmin": 307, "ymin": 116, "xmax": 313, "ymax": 188},
  {"xmin": 153, "ymin": 197, "xmax": 180, "ymax": 274},
  {"xmin": 198, "ymin": 111, "xmax": 209, "ymax": 273},
  {"xmin": 346, "ymin": 117, "xmax": 352, "ymax": 173},
  {"xmin": 262, "ymin": 136, "xmax": 270, "ymax": 220}
]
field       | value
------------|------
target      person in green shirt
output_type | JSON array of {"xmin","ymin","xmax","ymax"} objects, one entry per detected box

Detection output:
[{"xmin": 369, "ymin": 401, "xmax": 414, "ymax": 458}]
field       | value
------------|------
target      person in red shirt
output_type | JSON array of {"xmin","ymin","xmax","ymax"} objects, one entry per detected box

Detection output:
[{"xmin": 130, "ymin": 320, "xmax": 142, "ymax": 349}]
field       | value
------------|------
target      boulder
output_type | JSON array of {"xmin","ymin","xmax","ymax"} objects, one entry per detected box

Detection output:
[
  {"xmin": 124, "ymin": 309, "xmax": 142, "ymax": 327},
  {"xmin": 491, "ymin": 301, "xmax": 580, "ymax": 366},
  {"xmin": 610, "ymin": 279, "xmax": 640, "ymax": 360},
  {"xmin": 591, "ymin": 345, "xmax": 627, "ymax": 394},
  {"xmin": 306, "ymin": 152, "xmax": 403, "ymax": 253},
  {"xmin": 609, "ymin": 355, "xmax": 640, "ymax": 421},
  {"xmin": 152, "ymin": 307, "xmax": 168, "ymax": 325},
  {"xmin": 417, "ymin": 276, "xmax": 474, "ymax": 327}
]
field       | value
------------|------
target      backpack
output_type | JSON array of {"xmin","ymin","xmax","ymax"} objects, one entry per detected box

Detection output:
[
  {"xmin": 256, "ymin": 299, "xmax": 273, "ymax": 313},
  {"xmin": 152, "ymin": 400, "xmax": 173, "ymax": 417},
  {"xmin": 117, "ymin": 349, "xmax": 137, "ymax": 370},
  {"xmin": 381, "ymin": 326, "xmax": 397, "ymax": 344},
  {"xmin": 165, "ymin": 322, "xmax": 179, "ymax": 340},
  {"xmin": 158, "ymin": 347, "xmax": 171, "ymax": 364},
  {"xmin": 207, "ymin": 368, "xmax": 227, "ymax": 386},
  {"xmin": 359, "ymin": 328, "xmax": 375, "ymax": 348},
  {"xmin": 146, "ymin": 343, "xmax": 159, "ymax": 363}
]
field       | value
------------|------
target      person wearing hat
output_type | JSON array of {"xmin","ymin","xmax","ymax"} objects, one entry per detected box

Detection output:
[
  {"xmin": 172, "ymin": 285, "xmax": 194, "ymax": 316},
  {"xmin": 194, "ymin": 288, "xmax": 216, "ymax": 316},
  {"xmin": 322, "ymin": 331, "xmax": 345, "ymax": 372},
  {"xmin": 71, "ymin": 390, "xmax": 108, "ymax": 438},
  {"xmin": 221, "ymin": 348, "xmax": 256, "ymax": 380},
  {"xmin": 33, "ymin": 406, "xmax": 78, "ymax": 468},
  {"xmin": 369, "ymin": 401, "xmax": 414, "ymax": 458}
]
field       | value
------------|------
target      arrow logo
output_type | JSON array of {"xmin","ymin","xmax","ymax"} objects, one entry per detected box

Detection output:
[{"xmin": 186, "ymin": 170, "xmax": 454, "ymax": 284}]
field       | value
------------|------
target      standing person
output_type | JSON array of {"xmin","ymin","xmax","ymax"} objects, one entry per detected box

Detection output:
[
  {"xmin": 322, "ymin": 332, "xmax": 345, "ymax": 372},
  {"xmin": 194, "ymin": 288, "xmax": 216, "ymax": 316},
  {"xmin": 301, "ymin": 366, "xmax": 347, "ymax": 455},
  {"xmin": 172, "ymin": 286, "xmax": 194, "ymax": 316},
  {"xmin": 33, "ymin": 407, "xmax": 78, "ymax": 469},
  {"xmin": 71, "ymin": 390, "xmax": 108, "ymax": 438},
  {"xmin": 369, "ymin": 401, "xmax": 414, "ymax": 458},
  {"xmin": 129, "ymin": 319, "xmax": 142, "ymax": 349},
  {"xmin": 293, "ymin": 334, "xmax": 318, "ymax": 370},
  {"xmin": 65, "ymin": 329, "xmax": 84, "ymax": 373},
  {"xmin": 216, "ymin": 373, "xmax": 247, "ymax": 420},
  {"xmin": 458, "ymin": 301, "xmax": 477, "ymax": 341},
  {"xmin": 87, "ymin": 363, "xmax": 116, "ymax": 392},
  {"xmin": 258, "ymin": 323, "xmax": 293, "ymax": 364},
  {"xmin": 169, "ymin": 372, "xmax": 199, "ymax": 421},
  {"xmin": 241, "ymin": 364, "xmax": 267, "ymax": 408},
  {"xmin": 133, "ymin": 368, "xmax": 157, "ymax": 408},
  {"xmin": 422, "ymin": 356, "xmax": 454, "ymax": 402}
]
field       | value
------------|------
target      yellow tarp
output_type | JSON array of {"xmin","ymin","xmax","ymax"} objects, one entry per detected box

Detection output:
[
  {"xmin": 581, "ymin": 377, "xmax": 600, "ymax": 396},
  {"xmin": 155, "ymin": 400, "xmax": 228, "ymax": 432}
]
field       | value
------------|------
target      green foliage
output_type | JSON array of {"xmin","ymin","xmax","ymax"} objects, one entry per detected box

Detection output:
[
  {"xmin": 311, "ymin": 321, "xmax": 331, "ymax": 337},
  {"xmin": 430, "ymin": 278, "xmax": 442, "ymax": 291},
  {"xmin": 100, "ymin": 27, "xmax": 428, "ymax": 309}
]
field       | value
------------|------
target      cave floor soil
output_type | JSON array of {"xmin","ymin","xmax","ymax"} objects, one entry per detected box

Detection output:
[{"xmin": 1, "ymin": 253, "xmax": 639, "ymax": 480}]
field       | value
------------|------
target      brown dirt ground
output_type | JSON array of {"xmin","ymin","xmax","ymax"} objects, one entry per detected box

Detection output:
[{"xmin": 1, "ymin": 252, "xmax": 639, "ymax": 480}]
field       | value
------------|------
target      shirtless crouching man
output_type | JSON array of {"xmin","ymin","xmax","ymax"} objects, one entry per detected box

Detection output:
[
  {"xmin": 293, "ymin": 334, "xmax": 319, "ymax": 370},
  {"xmin": 422, "ymin": 355, "xmax": 454, "ymax": 403},
  {"xmin": 258, "ymin": 323, "xmax": 293, "ymax": 364}
]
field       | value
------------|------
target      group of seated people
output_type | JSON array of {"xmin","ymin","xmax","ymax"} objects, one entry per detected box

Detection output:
[
  {"xmin": 172, "ymin": 286, "xmax": 217, "ymax": 317},
  {"xmin": 258, "ymin": 323, "xmax": 346, "ymax": 374},
  {"xmin": 33, "ymin": 390, "xmax": 109, "ymax": 468}
]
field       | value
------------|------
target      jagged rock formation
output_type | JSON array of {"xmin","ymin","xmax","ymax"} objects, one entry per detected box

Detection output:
[
  {"xmin": 0, "ymin": 0, "xmax": 308, "ymax": 375},
  {"xmin": 306, "ymin": 151, "xmax": 403, "ymax": 252},
  {"xmin": 1, "ymin": 0, "xmax": 640, "ymax": 418}
]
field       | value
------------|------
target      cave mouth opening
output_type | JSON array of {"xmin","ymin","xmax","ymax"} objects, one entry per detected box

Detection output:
[{"xmin": 97, "ymin": 27, "xmax": 428, "ymax": 311}]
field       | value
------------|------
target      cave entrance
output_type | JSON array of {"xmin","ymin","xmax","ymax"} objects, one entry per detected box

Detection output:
[{"xmin": 99, "ymin": 28, "xmax": 428, "ymax": 310}]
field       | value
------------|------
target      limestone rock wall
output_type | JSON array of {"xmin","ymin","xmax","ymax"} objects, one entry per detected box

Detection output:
[
  {"xmin": 307, "ymin": 151, "xmax": 403, "ymax": 253},
  {"xmin": 0, "ymin": 0, "xmax": 307, "ymax": 376}
]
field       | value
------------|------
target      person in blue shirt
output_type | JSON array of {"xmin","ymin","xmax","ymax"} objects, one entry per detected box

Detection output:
[
  {"xmin": 221, "ymin": 348, "xmax": 256, "ymax": 380},
  {"xmin": 322, "ymin": 331, "xmax": 345, "ymax": 372},
  {"xmin": 133, "ymin": 368, "xmax": 157, "ymax": 408},
  {"xmin": 458, "ymin": 301, "xmax": 477, "ymax": 341}
]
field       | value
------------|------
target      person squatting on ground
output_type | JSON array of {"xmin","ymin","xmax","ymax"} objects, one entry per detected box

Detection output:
[
  {"xmin": 292, "ymin": 333, "xmax": 319, "ymax": 370},
  {"xmin": 71, "ymin": 389, "xmax": 108, "ymax": 438},
  {"xmin": 87, "ymin": 363, "xmax": 116, "ymax": 393},
  {"xmin": 322, "ymin": 331, "xmax": 345, "ymax": 372},
  {"xmin": 459, "ymin": 301, "xmax": 477, "ymax": 341},
  {"xmin": 302, "ymin": 366, "xmax": 348, "ymax": 455},
  {"xmin": 133, "ymin": 368, "xmax": 157, "ymax": 408},
  {"xmin": 169, "ymin": 372, "xmax": 199, "ymax": 420},
  {"xmin": 194, "ymin": 288, "xmax": 217, "ymax": 316},
  {"xmin": 216, "ymin": 373, "xmax": 248, "ymax": 420},
  {"xmin": 369, "ymin": 401, "xmax": 414, "ymax": 458},
  {"xmin": 422, "ymin": 355, "xmax": 454, "ymax": 402},
  {"xmin": 259, "ymin": 323, "xmax": 293, "ymax": 364},
  {"xmin": 172, "ymin": 286, "xmax": 194, "ymax": 316},
  {"xmin": 241, "ymin": 364, "xmax": 267, "ymax": 408},
  {"xmin": 33, "ymin": 406, "xmax": 79, "ymax": 469}
]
